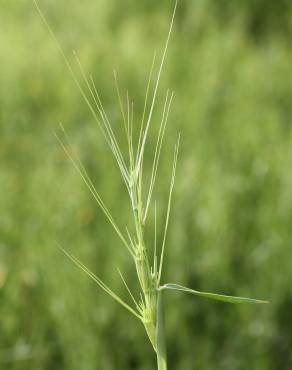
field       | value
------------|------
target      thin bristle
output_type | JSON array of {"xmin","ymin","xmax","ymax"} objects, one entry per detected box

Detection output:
[
  {"xmin": 113, "ymin": 70, "xmax": 129, "ymax": 139},
  {"xmin": 117, "ymin": 268, "xmax": 141, "ymax": 313},
  {"xmin": 58, "ymin": 244, "xmax": 142, "ymax": 319},
  {"xmin": 135, "ymin": 0, "xmax": 177, "ymax": 177},
  {"xmin": 136, "ymin": 52, "xmax": 157, "ymax": 164},
  {"xmin": 144, "ymin": 90, "xmax": 174, "ymax": 222},
  {"xmin": 158, "ymin": 134, "xmax": 180, "ymax": 283},
  {"xmin": 54, "ymin": 129, "xmax": 134, "ymax": 256},
  {"xmin": 73, "ymin": 53, "xmax": 129, "ymax": 182}
]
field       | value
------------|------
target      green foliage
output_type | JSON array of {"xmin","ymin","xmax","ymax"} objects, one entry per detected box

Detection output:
[
  {"xmin": 161, "ymin": 284, "xmax": 268, "ymax": 304},
  {"xmin": 0, "ymin": 0, "xmax": 291, "ymax": 369}
]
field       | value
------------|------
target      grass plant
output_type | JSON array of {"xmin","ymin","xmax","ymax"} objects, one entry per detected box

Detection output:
[{"xmin": 34, "ymin": 1, "xmax": 268, "ymax": 368}]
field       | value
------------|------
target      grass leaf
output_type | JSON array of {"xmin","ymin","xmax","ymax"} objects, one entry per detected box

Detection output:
[{"xmin": 161, "ymin": 283, "xmax": 269, "ymax": 304}]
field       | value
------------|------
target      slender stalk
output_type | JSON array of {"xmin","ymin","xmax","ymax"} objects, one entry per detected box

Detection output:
[{"xmin": 156, "ymin": 290, "xmax": 167, "ymax": 370}]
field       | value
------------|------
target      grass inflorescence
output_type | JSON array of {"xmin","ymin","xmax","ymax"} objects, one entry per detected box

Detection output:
[{"xmin": 34, "ymin": 1, "xmax": 268, "ymax": 368}]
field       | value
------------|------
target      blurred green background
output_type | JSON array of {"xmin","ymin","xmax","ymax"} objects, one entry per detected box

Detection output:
[{"xmin": 1, "ymin": 0, "xmax": 292, "ymax": 369}]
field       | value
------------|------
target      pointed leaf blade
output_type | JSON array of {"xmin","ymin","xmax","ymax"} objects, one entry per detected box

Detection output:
[{"xmin": 161, "ymin": 283, "xmax": 268, "ymax": 304}]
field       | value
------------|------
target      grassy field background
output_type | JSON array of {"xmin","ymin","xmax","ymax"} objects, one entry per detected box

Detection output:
[{"xmin": 1, "ymin": 0, "xmax": 292, "ymax": 369}]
